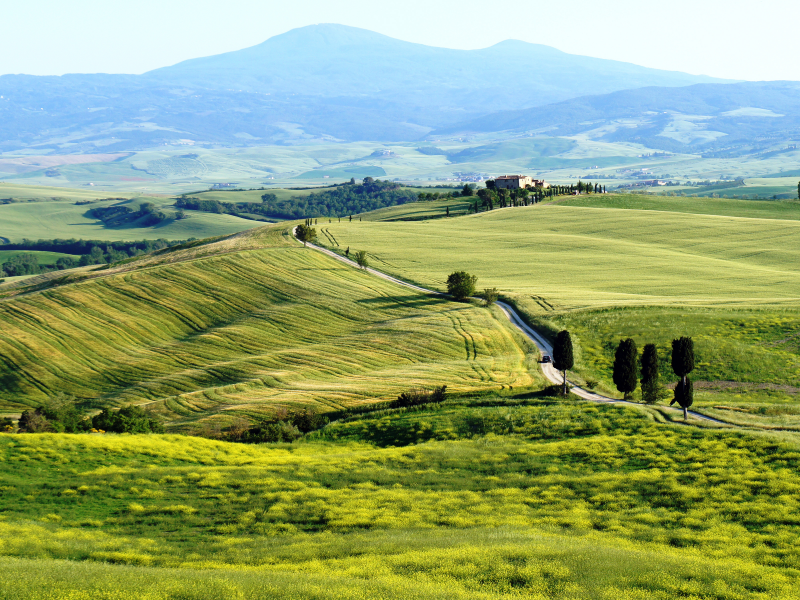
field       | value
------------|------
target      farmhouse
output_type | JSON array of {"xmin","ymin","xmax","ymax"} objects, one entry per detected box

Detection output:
[{"xmin": 494, "ymin": 175, "xmax": 549, "ymax": 189}]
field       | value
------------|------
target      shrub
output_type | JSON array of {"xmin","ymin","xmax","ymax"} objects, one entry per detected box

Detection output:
[
  {"xmin": 237, "ymin": 408, "xmax": 329, "ymax": 443},
  {"xmin": 92, "ymin": 405, "xmax": 165, "ymax": 434},
  {"xmin": 483, "ymin": 288, "xmax": 499, "ymax": 306},
  {"xmin": 391, "ymin": 386, "xmax": 447, "ymax": 408},
  {"xmin": 353, "ymin": 250, "xmax": 369, "ymax": 269}
]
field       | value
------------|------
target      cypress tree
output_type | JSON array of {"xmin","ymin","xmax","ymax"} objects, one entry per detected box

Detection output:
[
  {"xmin": 552, "ymin": 330, "xmax": 574, "ymax": 396},
  {"xmin": 640, "ymin": 343, "xmax": 660, "ymax": 404},
  {"xmin": 670, "ymin": 337, "xmax": 695, "ymax": 420},
  {"xmin": 612, "ymin": 338, "xmax": 638, "ymax": 399},
  {"xmin": 797, "ymin": 181, "xmax": 799, "ymax": 200}
]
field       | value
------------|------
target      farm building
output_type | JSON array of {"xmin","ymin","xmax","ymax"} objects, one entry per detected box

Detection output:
[{"xmin": 494, "ymin": 175, "xmax": 549, "ymax": 189}]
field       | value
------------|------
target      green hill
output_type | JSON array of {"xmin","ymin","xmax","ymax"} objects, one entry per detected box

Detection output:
[
  {"xmin": 0, "ymin": 224, "xmax": 535, "ymax": 429},
  {"xmin": 321, "ymin": 196, "xmax": 800, "ymax": 427}
]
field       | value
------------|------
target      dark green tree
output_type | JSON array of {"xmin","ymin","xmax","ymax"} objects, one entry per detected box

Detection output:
[
  {"xmin": 671, "ymin": 337, "xmax": 695, "ymax": 420},
  {"xmin": 671, "ymin": 377, "xmax": 694, "ymax": 420},
  {"xmin": 485, "ymin": 180, "xmax": 496, "ymax": 191},
  {"xmin": 446, "ymin": 271, "xmax": 477, "ymax": 301},
  {"xmin": 552, "ymin": 330, "xmax": 574, "ymax": 395},
  {"xmin": 640, "ymin": 343, "xmax": 661, "ymax": 404},
  {"xmin": 797, "ymin": 181, "xmax": 799, "ymax": 200},
  {"xmin": 295, "ymin": 224, "xmax": 317, "ymax": 246},
  {"xmin": 446, "ymin": 206, "xmax": 450, "ymax": 217},
  {"xmin": 612, "ymin": 338, "xmax": 638, "ymax": 399},
  {"xmin": 462, "ymin": 184, "xmax": 474, "ymax": 197}
]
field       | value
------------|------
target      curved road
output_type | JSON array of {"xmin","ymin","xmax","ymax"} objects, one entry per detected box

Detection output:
[{"xmin": 297, "ymin": 230, "xmax": 729, "ymax": 426}]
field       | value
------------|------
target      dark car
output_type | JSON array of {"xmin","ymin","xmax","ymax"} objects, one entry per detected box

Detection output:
[{"xmin": 541, "ymin": 355, "xmax": 552, "ymax": 363}]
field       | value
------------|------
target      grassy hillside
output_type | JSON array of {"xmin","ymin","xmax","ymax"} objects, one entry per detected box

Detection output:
[
  {"xmin": 554, "ymin": 194, "xmax": 800, "ymax": 221},
  {"xmin": 0, "ymin": 223, "xmax": 536, "ymax": 428},
  {"xmin": 2, "ymin": 398, "xmax": 800, "ymax": 598},
  {"xmin": 323, "ymin": 198, "xmax": 800, "ymax": 423}
]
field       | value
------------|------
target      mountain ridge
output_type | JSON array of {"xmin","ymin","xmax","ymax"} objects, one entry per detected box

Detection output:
[{"xmin": 0, "ymin": 23, "xmax": 731, "ymax": 152}]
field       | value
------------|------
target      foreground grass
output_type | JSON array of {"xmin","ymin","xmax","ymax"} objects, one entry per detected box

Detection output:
[
  {"xmin": 0, "ymin": 224, "xmax": 536, "ymax": 428},
  {"xmin": 1, "ymin": 400, "xmax": 799, "ymax": 598}
]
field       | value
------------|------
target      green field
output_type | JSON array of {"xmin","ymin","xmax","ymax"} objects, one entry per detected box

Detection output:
[
  {"xmin": 2, "ymin": 398, "xmax": 800, "ymax": 599},
  {"xmin": 319, "ymin": 196, "xmax": 800, "ymax": 422},
  {"xmin": 0, "ymin": 224, "xmax": 536, "ymax": 428},
  {"xmin": 0, "ymin": 250, "xmax": 79, "ymax": 265},
  {"xmin": 0, "ymin": 193, "xmax": 263, "ymax": 243},
  {"xmin": 554, "ymin": 193, "xmax": 800, "ymax": 221}
]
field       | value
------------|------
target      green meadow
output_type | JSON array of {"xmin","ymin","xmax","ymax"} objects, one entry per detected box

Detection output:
[
  {"xmin": 0, "ymin": 224, "xmax": 536, "ymax": 428},
  {"xmin": 2, "ymin": 399, "xmax": 800, "ymax": 599},
  {"xmin": 322, "ymin": 196, "xmax": 800, "ymax": 423}
]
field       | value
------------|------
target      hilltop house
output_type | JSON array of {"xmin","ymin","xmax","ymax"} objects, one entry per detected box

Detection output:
[{"xmin": 494, "ymin": 175, "xmax": 549, "ymax": 189}]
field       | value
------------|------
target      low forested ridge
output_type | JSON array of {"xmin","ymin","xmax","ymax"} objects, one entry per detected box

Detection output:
[{"xmin": 178, "ymin": 178, "xmax": 419, "ymax": 220}]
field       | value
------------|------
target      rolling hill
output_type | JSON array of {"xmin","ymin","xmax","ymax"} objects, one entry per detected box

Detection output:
[
  {"xmin": 436, "ymin": 80, "xmax": 800, "ymax": 155},
  {"xmin": 0, "ymin": 223, "xmax": 535, "ymax": 428},
  {"xmin": 0, "ymin": 24, "xmax": 725, "ymax": 152}
]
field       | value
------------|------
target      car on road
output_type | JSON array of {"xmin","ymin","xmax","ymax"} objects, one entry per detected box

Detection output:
[{"xmin": 541, "ymin": 355, "xmax": 552, "ymax": 363}]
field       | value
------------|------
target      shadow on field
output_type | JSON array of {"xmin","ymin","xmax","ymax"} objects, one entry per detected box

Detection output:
[{"xmin": 356, "ymin": 295, "xmax": 445, "ymax": 308}]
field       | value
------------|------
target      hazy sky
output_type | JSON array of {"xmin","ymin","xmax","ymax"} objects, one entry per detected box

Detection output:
[{"xmin": 3, "ymin": 0, "xmax": 798, "ymax": 81}]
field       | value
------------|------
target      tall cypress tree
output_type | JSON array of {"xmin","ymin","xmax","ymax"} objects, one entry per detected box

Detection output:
[
  {"xmin": 552, "ymin": 331, "xmax": 574, "ymax": 396},
  {"xmin": 670, "ymin": 337, "xmax": 695, "ymax": 420},
  {"xmin": 612, "ymin": 338, "xmax": 638, "ymax": 399},
  {"xmin": 640, "ymin": 344, "xmax": 660, "ymax": 404}
]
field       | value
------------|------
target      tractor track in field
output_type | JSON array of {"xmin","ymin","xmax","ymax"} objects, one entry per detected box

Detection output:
[{"xmin": 295, "ymin": 227, "xmax": 733, "ymax": 427}]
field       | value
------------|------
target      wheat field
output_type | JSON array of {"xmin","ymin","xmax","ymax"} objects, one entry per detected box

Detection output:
[{"xmin": 0, "ymin": 224, "xmax": 536, "ymax": 428}]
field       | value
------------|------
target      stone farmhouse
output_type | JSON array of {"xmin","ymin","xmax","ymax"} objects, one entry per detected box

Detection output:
[{"xmin": 494, "ymin": 175, "xmax": 549, "ymax": 190}]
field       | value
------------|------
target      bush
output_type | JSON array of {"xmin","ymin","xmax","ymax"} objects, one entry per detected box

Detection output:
[
  {"xmin": 236, "ymin": 408, "xmax": 329, "ymax": 444},
  {"xmin": 446, "ymin": 271, "xmax": 477, "ymax": 301},
  {"xmin": 353, "ymin": 250, "xmax": 369, "ymax": 269},
  {"xmin": 483, "ymin": 288, "xmax": 499, "ymax": 306},
  {"xmin": 0, "ymin": 417, "xmax": 13, "ymax": 432},
  {"xmin": 92, "ymin": 405, "xmax": 165, "ymax": 434},
  {"xmin": 390, "ymin": 386, "xmax": 447, "ymax": 409},
  {"xmin": 18, "ymin": 393, "xmax": 91, "ymax": 433}
]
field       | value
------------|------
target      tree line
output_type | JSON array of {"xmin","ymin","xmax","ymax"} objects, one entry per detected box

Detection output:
[
  {"xmin": 0, "ymin": 238, "xmax": 190, "ymax": 278},
  {"xmin": 611, "ymin": 336, "xmax": 696, "ymax": 419},
  {"xmin": 3, "ymin": 393, "xmax": 164, "ymax": 434},
  {"xmin": 178, "ymin": 178, "xmax": 419, "ymax": 220},
  {"xmin": 551, "ymin": 332, "xmax": 697, "ymax": 420}
]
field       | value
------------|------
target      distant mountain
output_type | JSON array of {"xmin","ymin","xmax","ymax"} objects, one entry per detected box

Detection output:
[
  {"xmin": 434, "ymin": 81, "xmax": 800, "ymax": 156},
  {"xmin": 0, "ymin": 24, "xmax": 726, "ymax": 153}
]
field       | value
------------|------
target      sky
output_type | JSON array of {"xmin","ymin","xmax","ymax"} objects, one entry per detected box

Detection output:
[{"xmin": 3, "ymin": 0, "xmax": 798, "ymax": 81}]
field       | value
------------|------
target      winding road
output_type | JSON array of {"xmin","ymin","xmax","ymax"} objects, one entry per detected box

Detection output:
[{"xmin": 296, "ymin": 230, "xmax": 729, "ymax": 426}]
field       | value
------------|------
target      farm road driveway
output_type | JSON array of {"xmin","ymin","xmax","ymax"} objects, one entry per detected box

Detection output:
[{"xmin": 297, "ymin": 229, "xmax": 730, "ymax": 426}]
